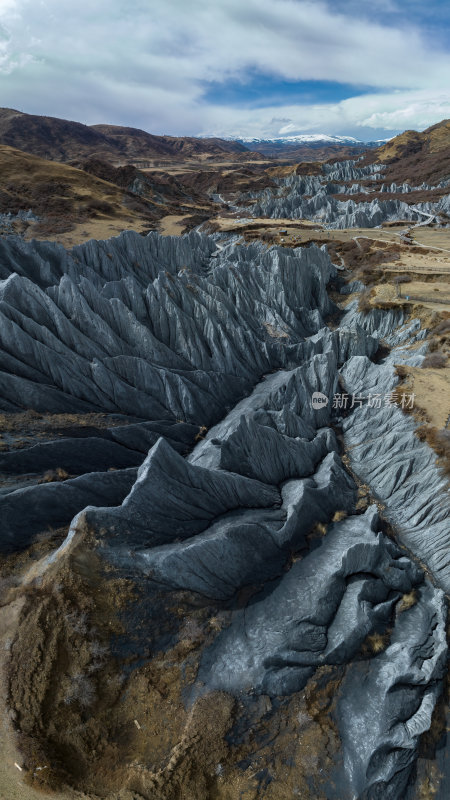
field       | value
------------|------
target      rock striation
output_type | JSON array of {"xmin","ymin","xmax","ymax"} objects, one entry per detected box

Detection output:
[
  {"xmin": 0, "ymin": 231, "xmax": 338, "ymax": 419},
  {"xmin": 341, "ymin": 354, "xmax": 450, "ymax": 591}
]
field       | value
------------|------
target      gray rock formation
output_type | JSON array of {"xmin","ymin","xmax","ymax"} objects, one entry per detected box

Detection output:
[
  {"xmin": 0, "ymin": 436, "xmax": 142, "ymax": 475},
  {"xmin": 197, "ymin": 507, "xmax": 439, "ymax": 698},
  {"xmin": 341, "ymin": 354, "xmax": 450, "ymax": 592},
  {"xmin": 0, "ymin": 228, "xmax": 447, "ymax": 799},
  {"xmin": 234, "ymin": 157, "xmax": 450, "ymax": 228},
  {"xmin": 67, "ymin": 357, "xmax": 356, "ymax": 600},
  {"xmin": 337, "ymin": 582, "xmax": 447, "ymax": 799},
  {"xmin": 0, "ymin": 466, "xmax": 137, "ymax": 552},
  {"xmin": 81, "ymin": 436, "xmax": 282, "ymax": 547},
  {"xmin": 0, "ymin": 232, "xmax": 338, "ymax": 420}
]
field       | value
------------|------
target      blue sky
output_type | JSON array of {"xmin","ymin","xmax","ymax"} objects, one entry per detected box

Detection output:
[
  {"xmin": 202, "ymin": 78, "xmax": 378, "ymax": 109},
  {"xmin": 0, "ymin": 0, "xmax": 449, "ymax": 140}
]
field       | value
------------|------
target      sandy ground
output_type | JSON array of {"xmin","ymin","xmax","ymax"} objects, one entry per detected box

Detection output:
[
  {"xmin": 412, "ymin": 228, "xmax": 450, "ymax": 250},
  {"xmin": 384, "ymin": 252, "xmax": 450, "ymax": 276},
  {"xmin": 373, "ymin": 281, "xmax": 450, "ymax": 312},
  {"xmin": 158, "ymin": 215, "xmax": 189, "ymax": 235},
  {"xmin": 368, "ymin": 281, "xmax": 450, "ymax": 428},
  {"xmin": 407, "ymin": 367, "xmax": 450, "ymax": 428},
  {"xmin": 140, "ymin": 159, "xmax": 272, "ymax": 174},
  {"xmin": 215, "ymin": 216, "xmax": 450, "ymax": 247},
  {"xmin": 37, "ymin": 215, "xmax": 150, "ymax": 249}
]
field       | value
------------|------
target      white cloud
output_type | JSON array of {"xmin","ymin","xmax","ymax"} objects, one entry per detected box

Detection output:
[
  {"xmin": 0, "ymin": 0, "xmax": 449, "ymax": 135},
  {"xmin": 197, "ymin": 89, "xmax": 450, "ymax": 139},
  {"xmin": 357, "ymin": 92, "xmax": 450, "ymax": 130}
]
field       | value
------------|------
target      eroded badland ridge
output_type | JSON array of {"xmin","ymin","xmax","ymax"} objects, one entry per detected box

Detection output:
[{"xmin": 0, "ymin": 111, "xmax": 449, "ymax": 800}]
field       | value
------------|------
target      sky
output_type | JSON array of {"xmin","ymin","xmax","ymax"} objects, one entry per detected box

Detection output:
[{"xmin": 0, "ymin": 0, "xmax": 450, "ymax": 140}]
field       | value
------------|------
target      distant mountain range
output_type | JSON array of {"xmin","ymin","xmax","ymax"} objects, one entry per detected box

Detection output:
[
  {"xmin": 206, "ymin": 133, "xmax": 391, "ymax": 146},
  {"xmin": 236, "ymin": 134, "xmax": 363, "ymax": 145},
  {"xmin": 204, "ymin": 133, "xmax": 390, "ymax": 159}
]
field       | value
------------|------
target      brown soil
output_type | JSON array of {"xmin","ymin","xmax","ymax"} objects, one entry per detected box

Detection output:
[
  {"xmin": 392, "ymin": 361, "xmax": 450, "ymax": 431},
  {"xmin": 371, "ymin": 281, "xmax": 450, "ymax": 314},
  {"xmin": 158, "ymin": 215, "xmax": 191, "ymax": 236},
  {"xmin": 0, "ymin": 511, "xmax": 344, "ymax": 800},
  {"xmin": 244, "ymin": 141, "xmax": 371, "ymax": 162}
]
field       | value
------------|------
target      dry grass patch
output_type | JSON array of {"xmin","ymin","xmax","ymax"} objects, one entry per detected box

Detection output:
[
  {"xmin": 331, "ymin": 510, "xmax": 348, "ymax": 523},
  {"xmin": 38, "ymin": 468, "xmax": 70, "ymax": 483},
  {"xmin": 358, "ymin": 287, "xmax": 376, "ymax": 313},
  {"xmin": 416, "ymin": 426, "xmax": 450, "ymax": 476},
  {"xmin": 432, "ymin": 315, "xmax": 450, "ymax": 336},
  {"xmin": 397, "ymin": 589, "xmax": 418, "ymax": 614},
  {"xmin": 421, "ymin": 352, "xmax": 448, "ymax": 368},
  {"xmin": 362, "ymin": 631, "xmax": 391, "ymax": 656}
]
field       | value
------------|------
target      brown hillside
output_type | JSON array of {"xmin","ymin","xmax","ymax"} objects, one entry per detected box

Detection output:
[
  {"xmin": 89, "ymin": 124, "xmax": 183, "ymax": 160},
  {"xmin": 76, "ymin": 158, "xmax": 206, "ymax": 206},
  {"xmin": 372, "ymin": 119, "xmax": 450, "ymax": 184},
  {"xmin": 0, "ymin": 144, "xmax": 162, "ymax": 239},
  {"xmin": 0, "ymin": 145, "xmax": 224, "ymax": 244},
  {"xmin": 92, "ymin": 125, "xmax": 249, "ymax": 160},
  {"xmin": 0, "ymin": 108, "xmax": 118, "ymax": 163},
  {"xmin": 0, "ymin": 108, "xmax": 254, "ymax": 166}
]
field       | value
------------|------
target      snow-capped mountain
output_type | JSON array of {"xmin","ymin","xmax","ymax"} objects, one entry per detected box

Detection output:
[
  {"xmin": 234, "ymin": 134, "xmax": 362, "ymax": 145},
  {"xmin": 198, "ymin": 132, "xmax": 392, "ymax": 159}
]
